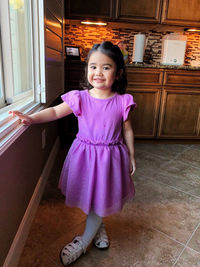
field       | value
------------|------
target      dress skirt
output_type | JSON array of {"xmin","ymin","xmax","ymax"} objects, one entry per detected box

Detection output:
[{"xmin": 59, "ymin": 138, "xmax": 135, "ymax": 217}]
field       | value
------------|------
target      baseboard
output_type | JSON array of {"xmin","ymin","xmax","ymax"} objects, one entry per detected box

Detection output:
[{"xmin": 3, "ymin": 137, "xmax": 60, "ymax": 267}]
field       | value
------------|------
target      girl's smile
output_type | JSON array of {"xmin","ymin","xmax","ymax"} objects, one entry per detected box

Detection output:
[{"xmin": 87, "ymin": 51, "xmax": 117, "ymax": 93}]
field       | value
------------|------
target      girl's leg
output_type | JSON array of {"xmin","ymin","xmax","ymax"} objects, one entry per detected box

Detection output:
[
  {"xmin": 81, "ymin": 210, "xmax": 102, "ymax": 247},
  {"xmin": 82, "ymin": 211, "xmax": 110, "ymax": 249},
  {"xmin": 60, "ymin": 210, "xmax": 102, "ymax": 266}
]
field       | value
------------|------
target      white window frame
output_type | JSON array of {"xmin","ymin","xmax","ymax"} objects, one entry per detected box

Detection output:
[
  {"xmin": 0, "ymin": 0, "xmax": 46, "ymax": 154},
  {"xmin": 0, "ymin": 40, "xmax": 5, "ymax": 108}
]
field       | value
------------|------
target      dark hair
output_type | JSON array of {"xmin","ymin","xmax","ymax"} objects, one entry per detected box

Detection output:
[{"xmin": 80, "ymin": 41, "xmax": 127, "ymax": 94}]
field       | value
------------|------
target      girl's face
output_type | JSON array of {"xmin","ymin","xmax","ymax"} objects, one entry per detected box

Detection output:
[{"xmin": 87, "ymin": 51, "xmax": 117, "ymax": 91}]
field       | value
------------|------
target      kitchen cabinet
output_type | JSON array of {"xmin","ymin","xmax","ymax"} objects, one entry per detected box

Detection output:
[
  {"xmin": 65, "ymin": 0, "xmax": 200, "ymax": 27},
  {"xmin": 65, "ymin": 60, "xmax": 85, "ymax": 91},
  {"xmin": 127, "ymin": 69, "xmax": 163, "ymax": 138},
  {"xmin": 161, "ymin": 0, "xmax": 200, "ymax": 27},
  {"xmin": 158, "ymin": 88, "xmax": 200, "ymax": 138},
  {"xmin": 115, "ymin": 0, "xmax": 162, "ymax": 23},
  {"xmin": 128, "ymin": 88, "xmax": 161, "ymax": 138},
  {"xmin": 158, "ymin": 69, "xmax": 200, "ymax": 138},
  {"xmin": 65, "ymin": 0, "xmax": 162, "ymax": 23},
  {"xmin": 65, "ymin": 0, "xmax": 114, "ymax": 20},
  {"xmin": 59, "ymin": 60, "xmax": 85, "ymax": 144},
  {"xmin": 127, "ymin": 68, "xmax": 200, "ymax": 139}
]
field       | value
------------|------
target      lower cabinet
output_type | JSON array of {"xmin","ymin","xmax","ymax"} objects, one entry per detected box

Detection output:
[
  {"xmin": 127, "ymin": 68, "xmax": 200, "ymax": 139},
  {"xmin": 127, "ymin": 88, "xmax": 161, "ymax": 138},
  {"xmin": 158, "ymin": 88, "xmax": 200, "ymax": 138}
]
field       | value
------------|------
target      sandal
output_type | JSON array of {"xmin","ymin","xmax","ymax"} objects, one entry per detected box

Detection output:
[
  {"xmin": 60, "ymin": 236, "xmax": 87, "ymax": 266},
  {"xmin": 93, "ymin": 223, "xmax": 109, "ymax": 249}
]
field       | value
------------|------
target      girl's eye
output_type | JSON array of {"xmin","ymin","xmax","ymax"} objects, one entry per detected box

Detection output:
[
  {"xmin": 90, "ymin": 66, "xmax": 96, "ymax": 69},
  {"xmin": 103, "ymin": 66, "xmax": 110, "ymax": 70}
]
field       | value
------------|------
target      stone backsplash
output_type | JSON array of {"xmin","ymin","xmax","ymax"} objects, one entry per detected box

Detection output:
[{"xmin": 64, "ymin": 23, "xmax": 200, "ymax": 66}]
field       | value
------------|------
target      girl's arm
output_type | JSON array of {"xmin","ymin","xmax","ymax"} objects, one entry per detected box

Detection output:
[
  {"xmin": 9, "ymin": 102, "xmax": 73, "ymax": 125},
  {"xmin": 122, "ymin": 117, "xmax": 136, "ymax": 175}
]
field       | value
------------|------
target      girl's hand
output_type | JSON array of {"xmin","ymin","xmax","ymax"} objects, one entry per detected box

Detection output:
[
  {"xmin": 9, "ymin": 110, "xmax": 33, "ymax": 125},
  {"xmin": 129, "ymin": 157, "xmax": 136, "ymax": 175}
]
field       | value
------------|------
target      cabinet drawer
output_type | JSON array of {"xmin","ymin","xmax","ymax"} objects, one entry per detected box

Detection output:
[
  {"xmin": 127, "ymin": 68, "xmax": 163, "ymax": 86},
  {"xmin": 164, "ymin": 70, "xmax": 200, "ymax": 87}
]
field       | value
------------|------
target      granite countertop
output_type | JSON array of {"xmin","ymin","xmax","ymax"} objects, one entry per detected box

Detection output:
[{"xmin": 126, "ymin": 63, "xmax": 200, "ymax": 71}]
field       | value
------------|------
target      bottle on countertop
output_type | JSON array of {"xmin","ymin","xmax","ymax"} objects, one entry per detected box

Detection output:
[{"xmin": 117, "ymin": 41, "xmax": 129, "ymax": 64}]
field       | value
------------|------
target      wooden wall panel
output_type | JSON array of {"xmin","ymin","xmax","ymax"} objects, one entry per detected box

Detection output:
[
  {"xmin": 44, "ymin": 0, "xmax": 64, "ymax": 103},
  {"xmin": 46, "ymin": 0, "xmax": 63, "ymax": 23},
  {"xmin": 46, "ymin": 9, "xmax": 62, "ymax": 37}
]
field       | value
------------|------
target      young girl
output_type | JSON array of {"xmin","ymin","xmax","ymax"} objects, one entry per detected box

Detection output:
[{"xmin": 9, "ymin": 41, "xmax": 137, "ymax": 266}]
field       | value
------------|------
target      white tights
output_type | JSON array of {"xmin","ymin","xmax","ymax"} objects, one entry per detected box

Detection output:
[{"xmin": 81, "ymin": 210, "xmax": 102, "ymax": 247}]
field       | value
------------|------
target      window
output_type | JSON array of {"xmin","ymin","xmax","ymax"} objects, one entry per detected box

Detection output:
[
  {"xmin": 0, "ymin": 45, "xmax": 5, "ymax": 108},
  {"xmin": 9, "ymin": 0, "xmax": 34, "ymax": 102},
  {"xmin": 0, "ymin": 0, "xmax": 45, "ymax": 150}
]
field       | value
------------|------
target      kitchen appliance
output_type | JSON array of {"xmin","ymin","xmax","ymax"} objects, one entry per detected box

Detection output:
[
  {"xmin": 132, "ymin": 33, "xmax": 146, "ymax": 63},
  {"xmin": 161, "ymin": 33, "xmax": 187, "ymax": 65}
]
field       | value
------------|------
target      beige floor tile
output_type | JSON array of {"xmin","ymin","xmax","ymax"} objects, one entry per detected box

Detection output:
[
  {"xmin": 134, "ymin": 150, "xmax": 171, "ymax": 177},
  {"xmin": 187, "ymin": 225, "xmax": 200, "ymax": 253},
  {"xmin": 175, "ymin": 248, "xmax": 200, "ymax": 267},
  {"xmin": 18, "ymin": 203, "xmax": 86, "ymax": 258},
  {"xmin": 176, "ymin": 148, "xmax": 200, "ymax": 169},
  {"xmin": 135, "ymin": 144, "xmax": 189, "ymax": 160},
  {"xmin": 132, "ymin": 180, "xmax": 200, "ymax": 244},
  {"xmin": 150, "ymin": 160, "xmax": 200, "ymax": 197},
  {"xmin": 48, "ymin": 216, "xmax": 183, "ymax": 267},
  {"xmin": 43, "ymin": 222, "xmax": 86, "ymax": 266},
  {"xmin": 18, "ymin": 249, "xmax": 59, "ymax": 267},
  {"xmin": 191, "ymin": 144, "xmax": 200, "ymax": 151},
  {"xmin": 18, "ymin": 143, "xmax": 200, "ymax": 266}
]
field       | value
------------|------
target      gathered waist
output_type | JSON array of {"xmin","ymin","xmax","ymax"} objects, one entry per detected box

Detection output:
[{"xmin": 76, "ymin": 135, "xmax": 123, "ymax": 146}]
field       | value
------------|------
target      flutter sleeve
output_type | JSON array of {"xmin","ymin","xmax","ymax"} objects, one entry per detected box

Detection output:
[
  {"xmin": 61, "ymin": 90, "xmax": 81, "ymax": 117},
  {"xmin": 122, "ymin": 94, "xmax": 137, "ymax": 121}
]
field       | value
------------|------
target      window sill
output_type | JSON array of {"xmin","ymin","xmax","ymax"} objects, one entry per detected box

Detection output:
[{"xmin": 0, "ymin": 99, "xmax": 42, "ymax": 156}]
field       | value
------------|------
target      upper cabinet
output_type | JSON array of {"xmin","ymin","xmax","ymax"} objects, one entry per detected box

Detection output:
[
  {"xmin": 161, "ymin": 0, "xmax": 200, "ymax": 27},
  {"xmin": 115, "ymin": 0, "xmax": 162, "ymax": 23},
  {"xmin": 65, "ymin": 0, "xmax": 114, "ymax": 20},
  {"xmin": 65, "ymin": 0, "xmax": 200, "ymax": 27}
]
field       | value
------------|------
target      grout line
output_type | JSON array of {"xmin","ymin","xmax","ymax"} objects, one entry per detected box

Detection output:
[
  {"xmin": 172, "ymin": 222, "xmax": 200, "ymax": 266},
  {"xmin": 151, "ymin": 227, "xmax": 186, "ymax": 247},
  {"xmin": 148, "ymin": 177, "xmax": 200, "ymax": 200},
  {"xmin": 135, "ymin": 144, "xmax": 192, "ymax": 161},
  {"xmin": 185, "ymin": 245, "xmax": 200, "ymax": 256},
  {"xmin": 136, "ymin": 145, "xmax": 200, "ymax": 198},
  {"xmin": 173, "ymin": 156, "xmax": 200, "ymax": 171},
  {"xmin": 189, "ymin": 145, "xmax": 200, "ymax": 152}
]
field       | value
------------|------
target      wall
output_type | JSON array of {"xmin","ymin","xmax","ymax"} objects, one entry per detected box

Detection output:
[
  {"xmin": 0, "ymin": 122, "xmax": 57, "ymax": 266},
  {"xmin": 64, "ymin": 22, "xmax": 200, "ymax": 66},
  {"xmin": 0, "ymin": 0, "xmax": 64, "ymax": 265}
]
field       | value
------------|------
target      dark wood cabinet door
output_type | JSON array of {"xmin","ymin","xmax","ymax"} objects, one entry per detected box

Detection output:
[
  {"xmin": 65, "ymin": 60, "xmax": 85, "ymax": 91},
  {"xmin": 158, "ymin": 88, "xmax": 200, "ymax": 138},
  {"xmin": 65, "ymin": 0, "xmax": 113, "ymax": 19},
  {"xmin": 161, "ymin": 0, "xmax": 200, "ymax": 27},
  {"xmin": 163, "ymin": 70, "xmax": 200, "ymax": 88},
  {"xmin": 115, "ymin": 0, "xmax": 162, "ymax": 23},
  {"xmin": 127, "ymin": 88, "xmax": 161, "ymax": 138}
]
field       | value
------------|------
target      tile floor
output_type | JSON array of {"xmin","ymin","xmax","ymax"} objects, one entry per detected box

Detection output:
[{"xmin": 18, "ymin": 143, "xmax": 200, "ymax": 267}]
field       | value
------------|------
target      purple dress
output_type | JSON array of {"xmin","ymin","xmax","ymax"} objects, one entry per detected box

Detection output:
[{"xmin": 59, "ymin": 89, "xmax": 137, "ymax": 217}]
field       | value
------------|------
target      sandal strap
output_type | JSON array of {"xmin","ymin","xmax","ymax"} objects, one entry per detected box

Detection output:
[
  {"xmin": 61, "ymin": 236, "xmax": 86, "ymax": 265},
  {"xmin": 94, "ymin": 223, "xmax": 109, "ymax": 245}
]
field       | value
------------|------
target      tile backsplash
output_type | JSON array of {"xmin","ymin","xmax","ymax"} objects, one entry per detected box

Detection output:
[{"xmin": 64, "ymin": 23, "xmax": 200, "ymax": 66}]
